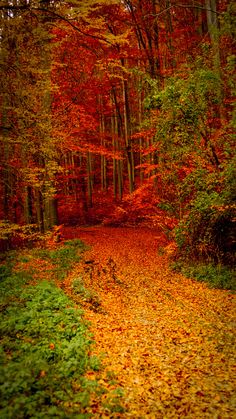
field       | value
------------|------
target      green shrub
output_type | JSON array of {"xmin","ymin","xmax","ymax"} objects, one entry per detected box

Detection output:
[
  {"xmin": 72, "ymin": 278, "xmax": 101, "ymax": 308},
  {"xmin": 0, "ymin": 264, "xmax": 12, "ymax": 280},
  {"xmin": 33, "ymin": 239, "xmax": 88, "ymax": 280},
  {"xmin": 64, "ymin": 239, "xmax": 88, "ymax": 249},
  {"xmin": 0, "ymin": 241, "xmax": 101, "ymax": 418},
  {"xmin": 175, "ymin": 201, "xmax": 236, "ymax": 266},
  {"xmin": 0, "ymin": 272, "xmax": 100, "ymax": 418},
  {"xmin": 172, "ymin": 261, "xmax": 236, "ymax": 290},
  {"xmin": 145, "ymin": 56, "xmax": 235, "ymax": 267}
]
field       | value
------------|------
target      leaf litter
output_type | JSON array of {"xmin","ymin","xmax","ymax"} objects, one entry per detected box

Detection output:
[{"xmin": 62, "ymin": 226, "xmax": 236, "ymax": 418}]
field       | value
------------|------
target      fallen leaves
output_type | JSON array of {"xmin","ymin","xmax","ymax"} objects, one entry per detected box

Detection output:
[{"xmin": 63, "ymin": 226, "xmax": 236, "ymax": 418}]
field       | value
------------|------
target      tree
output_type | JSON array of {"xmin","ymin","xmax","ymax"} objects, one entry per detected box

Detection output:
[{"xmin": 0, "ymin": 0, "xmax": 234, "ymax": 265}]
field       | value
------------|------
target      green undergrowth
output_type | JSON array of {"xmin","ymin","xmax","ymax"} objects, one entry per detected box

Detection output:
[
  {"xmin": 71, "ymin": 278, "xmax": 101, "ymax": 310},
  {"xmin": 0, "ymin": 240, "xmax": 119, "ymax": 418},
  {"xmin": 31, "ymin": 239, "xmax": 89, "ymax": 281},
  {"xmin": 172, "ymin": 261, "xmax": 236, "ymax": 291}
]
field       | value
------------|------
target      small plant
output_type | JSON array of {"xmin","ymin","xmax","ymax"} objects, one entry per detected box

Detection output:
[
  {"xmin": 102, "ymin": 388, "xmax": 126, "ymax": 414},
  {"xmin": 64, "ymin": 239, "xmax": 88, "ymax": 249},
  {"xmin": 0, "ymin": 264, "xmax": 12, "ymax": 280},
  {"xmin": 0, "ymin": 270, "xmax": 102, "ymax": 417},
  {"xmin": 0, "ymin": 241, "xmax": 107, "ymax": 418},
  {"xmin": 0, "ymin": 241, "xmax": 126, "ymax": 417},
  {"xmin": 72, "ymin": 278, "xmax": 101, "ymax": 308},
  {"xmin": 172, "ymin": 261, "xmax": 236, "ymax": 290},
  {"xmin": 157, "ymin": 246, "xmax": 165, "ymax": 256},
  {"xmin": 33, "ymin": 239, "xmax": 88, "ymax": 280}
]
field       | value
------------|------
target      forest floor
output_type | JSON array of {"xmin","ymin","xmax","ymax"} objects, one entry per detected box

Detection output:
[{"xmin": 62, "ymin": 226, "xmax": 236, "ymax": 418}]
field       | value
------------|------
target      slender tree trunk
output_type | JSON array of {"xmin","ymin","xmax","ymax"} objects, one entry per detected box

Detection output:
[
  {"xmin": 24, "ymin": 186, "xmax": 33, "ymax": 224},
  {"xmin": 115, "ymin": 111, "xmax": 123, "ymax": 199},
  {"xmin": 87, "ymin": 152, "xmax": 93, "ymax": 207},
  {"xmin": 111, "ymin": 115, "xmax": 117, "ymax": 199},
  {"xmin": 206, "ymin": 0, "xmax": 223, "ymax": 121},
  {"xmin": 1, "ymin": 116, "xmax": 11, "ymax": 219},
  {"xmin": 40, "ymin": 5, "xmax": 59, "ymax": 231},
  {"xmin": 137, "ymin": 61, "xmax": 144, "ymax": 185},
  {"xmin": 164, "ymin": 0, "xmax": 176, "ymax": 73},
  {"xmin": 99, "ymin": 97, "xmax": 107, "ymax": 191},
  {"xmin": 1, "ymin": 10, "xmax": 12, "ymax": 221},
  {"xmin": 122, "ymin": 67, "xmax": 135, "ymax": 193},
  {"xmin": 111, "ymin": 87, "xmax": 123, "ymax": 199},
  {"xmin": 36, "ymin": 189, "xmax": 44, "ymax": 233}
]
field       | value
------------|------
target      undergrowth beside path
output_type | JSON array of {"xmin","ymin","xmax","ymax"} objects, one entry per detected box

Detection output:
[
  {"xmin": 0, "ymin": 240, "xmax": 104, "ymax": 418},
  {"xmin": 63, "ymin": 226, "xmax": 236, "ymax": 418},
  {"xmin": 1, "ymin": 228, "xmax": 235, "ymax": 418}
]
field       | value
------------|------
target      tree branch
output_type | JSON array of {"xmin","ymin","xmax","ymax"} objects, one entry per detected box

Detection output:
[
  {"xmin": 0, "ymin": 4, "xmax": 113, "ymax": 46},
  {"xmin": 144, "ymin": 3, "xmax": 222, "ymax": 19}
]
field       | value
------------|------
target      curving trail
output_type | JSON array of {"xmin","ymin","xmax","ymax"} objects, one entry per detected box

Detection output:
[{"xmin": 63, "ymin": 226, "xmax": 236, "ymax": 418}]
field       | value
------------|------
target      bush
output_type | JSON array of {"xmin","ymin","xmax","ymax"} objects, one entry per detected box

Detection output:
[
  {"xmin": 172, "ymin": 261, "xmax": 236, "ymax": 290},
  {"xmin": 72, "ymin": 277, "xmax": 101, "ymax": 308},
  {"xmin": 175, "ymin": 198, "xmax": 236, "ymax": 266},
  {"xmin": 0, "ymin": 221, "xmax": 45, "ymax": 251},
  {"xmin": 32, "ymin": 239, "xmax": 88, "ymax": 280},
  {"xmin": 145, "ymin": 56, "xmax": 235, "ymax": 267},
  {"xmin": 0, "ymin": 265, "xmax": 100, "ymax": 417}
]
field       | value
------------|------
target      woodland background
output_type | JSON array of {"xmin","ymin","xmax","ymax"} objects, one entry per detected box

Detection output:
[{"xmin": 0, "ymin": 0, "xmax": 235, "ymax": 267}]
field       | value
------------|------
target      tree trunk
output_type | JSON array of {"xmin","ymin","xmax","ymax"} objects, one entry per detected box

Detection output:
[
  {"xmin": 87, "ymin": 152, "xmax": 93, "ymax": 208},
  {"xmin": 122, "ymin": 69, "xmax": 135, "ymax": 193}
]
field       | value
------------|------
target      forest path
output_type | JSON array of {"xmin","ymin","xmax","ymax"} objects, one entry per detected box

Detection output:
[{"xmin": 63, "ymin": 226, "xmax": 236, "ymax": 418}]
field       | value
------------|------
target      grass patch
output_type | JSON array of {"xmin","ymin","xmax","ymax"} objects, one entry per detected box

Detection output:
[
  {"xmin": 172, "ymin": 261, "xmax": 236, "ymax": 290},
  {"xmin": 0, "ymin": 241, "xmax": 100, "ymax": 418}
]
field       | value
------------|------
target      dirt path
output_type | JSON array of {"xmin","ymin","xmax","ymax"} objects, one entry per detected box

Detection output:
[{"xmin": 63, "ymin": 226, "xmax": 236, "ymax": 418}]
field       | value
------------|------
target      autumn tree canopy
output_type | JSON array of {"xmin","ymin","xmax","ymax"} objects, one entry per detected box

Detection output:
[{"xmin": 0, "ymin": 0, "xmax": 235, "ymax": 263}]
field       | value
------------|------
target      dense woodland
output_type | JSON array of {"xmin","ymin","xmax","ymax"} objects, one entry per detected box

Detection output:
[
  {"xmin": 0, "ymin": 0, "xmax": 235, "ymax": 265},
  {"xmin": 0, "ymin": 2, "xmax": 236, "ymax": 416}
]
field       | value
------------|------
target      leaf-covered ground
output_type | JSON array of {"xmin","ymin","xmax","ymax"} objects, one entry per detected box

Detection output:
[{"xmin": 62, "ymin": 226, "xmax": 236, "ymax": 418}]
